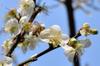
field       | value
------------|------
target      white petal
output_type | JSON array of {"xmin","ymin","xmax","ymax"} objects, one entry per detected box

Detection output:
[
  {"xmin": 29, "ymin": 37, "xmax": 39, "ymax": 50},
  {"xmin": 50, "ymin": 25, "xmax": 61, "ymax": 32},
  {"xmin": 20, "ymin": 0, "xmax": 35, "ymax": 6},
  {"xmin": 40, "ymin": 25, "xmax": 62, "ymax": 44},
  {"xmin": 19, "ymin": 16, "xmax": 29, "ymax": 24},
  {"xmin": 4, "ymin": 18, "xmax": 20, "ymax": 34},
  {"xmin": 61, "ymin": 34, "xmax": 69, "ymax": 41},
  {"xmin": 3, "ymin": 62, "xmax": 12, "ymax": 66},
  {"xmin": 59, "ymin": 42, "xmax": 70, "ymax": 50},
  {"xmin": 60, "ymin": 42, "xmax": 75, "ymax": 62},
  {"xmin": 80, "ymin": 29, "xmax": 89, "ymax": 36},
  {"xmin": 2, "ymin": 40, "xmax": 13, "ymax": 54},
  {"xmin": 21, "ymin": 43, "xmax": 28, "ymax": 53},
  {"xmin": 18, "ymin": 0, "xmax": 35, "ymax": 16},
  {"xmin": 79, "ymin": 39, "xmax": 91, "ymax": 48},
  {"xmin": 40, "ymin": 29, "xmax": 50, "ymax": 39},
  {"xmin": 64, "ymin": 47, "xmax": 75, "ymax": 62},
  {"xmin": 40, "ymin": 29, "xmax": 51, "ymax": 43},
  {"xmin": 4, "ymin": 56, "xmax": 12, "ymax": 64},
  {"xmin": 40, "ymin": 39, "xmax": 49, "ymax": 43}
]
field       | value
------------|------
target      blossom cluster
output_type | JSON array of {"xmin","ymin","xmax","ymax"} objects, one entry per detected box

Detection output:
[{"xmin": 0, "ymin": 0, "xmax": 98, "ymax": 66}]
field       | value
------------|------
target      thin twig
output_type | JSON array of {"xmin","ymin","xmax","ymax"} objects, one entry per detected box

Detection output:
[{"xmin": 18, "ymin": 45, "xmax": 60, "ymax": 66}]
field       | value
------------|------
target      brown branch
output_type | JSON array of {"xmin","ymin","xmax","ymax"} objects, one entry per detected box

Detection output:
[
  {"xmin": 64, "ymin": 0, "xmax": 76, "ymax": 37},
  {"xmin": 33, "ymin": 0, "xmax": 36, "ymax": 4},
  {"xmin": 73, "ymin": 52, "xmax": 80, "ymax": 66},
  {"xmin": 6, "ymin": 6, "xmax": 43, "ymax": 57},
  {"xmin": 6, "ymin": 29, "xmax": 25, "ymax": 57},
  {"xmin": 18, "ymin": 45, "xmax": 60, "ymax": 66},
  {"xmin": 64, "ymin": 0, "xmax": 80, "ymax": 66},
  {"xmin": 29, "ymin": 6, "xmax": 42, "ymax": 22}
]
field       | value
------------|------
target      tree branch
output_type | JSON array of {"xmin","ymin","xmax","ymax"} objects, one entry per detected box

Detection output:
[
  {"xmin": 18, "ymin": 45, "xmax": 60, "ymax": 66},
  {"xmin": 73, "ymin": 52, "xmax": 80, "ymax": 66},
  {"xmin": 6, "ymin": 6, "xmax": 43, "ymax": 57},
  {"xmin": 64, "ymin": 0, "xmax": 76, "ymax": 37},
  {"xmin": 64, "ymin": 0, "xmax": 80, "ymax": 66},
  {"xmin": 33, "ymin": 0, "xmax": 36, "ymax": 4}
]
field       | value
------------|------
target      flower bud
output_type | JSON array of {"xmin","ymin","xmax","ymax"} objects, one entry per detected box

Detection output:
[
  {"xmin": 90, "ymin": 29, "xmax": 98, "ymax": 35},
  {"xmin": 83, "ymin": 23, "xmax": 90, "ymax": 29}
]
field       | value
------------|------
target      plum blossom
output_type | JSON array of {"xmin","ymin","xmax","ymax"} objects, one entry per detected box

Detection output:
[
  {"xmin": 80, "ymin": 23, "xmax": 98, "ymax": 36},
  {"xmin": 18, "ymin": 0, "xmax": 35, "ymax": 17},
  {"xmin": 5, "ymin": 9, "xmax": 20, "ymax": 22},
  {"xmin": 18, "ymin": 23, "xmax": 45, "ymax": 53},
  {"xmin": 4, "ymin": 18, "xmax": 21, "ymax": 35},
  {"xmin": 60, "ymin": 37, "xmax": 91, "ymax": 62},
  {"xmin": 39, "ymin": 25, "xmax": 91, "ymax": 62},
  {"xmin": 18, "ymin": 32, "xmax": 39, "ymax": 53},
  {"xmin": 40, "ymin": 25, "xmax": 69, "ymax": 47},
  {"xmin": 0, "ymin": 56, "xmax": 12, "ymax": 66},
  {"xmin": 2, "ymin": 40, "xmax": 13, "ymax": 54}
]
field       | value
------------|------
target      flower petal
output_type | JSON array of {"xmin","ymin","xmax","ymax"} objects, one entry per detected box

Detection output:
[
  {"xmin": 64, "ymin": 47, "xmax": 75, "ymax": 62},
  {"xmin": 79, "ymin": 39, "xmax": 91, "ymax": 48},
  {"xmin": 61, "ymin": 34, "xmax": 69, "ymax": 41},
  {"xmin": 18, "ymin": 0, "xmax": 35, "ymax": 16},
  {"xmin": 4, "ymin": 18, "xmax": 20, "ymax": 35},
  {"xmin": 40, "ymin": 25, "xmax": 62, "ymax": 43},
  {"xmin": 4, "ymin": 56, "xmax": 12, "ymax": 64},
  {"xmin": 19, "ymin": 16, "xmax": 29, "ymax": 24},
  {"xmin": 50, "ymin": 25, "xmax": 61, "ymax": 32}
]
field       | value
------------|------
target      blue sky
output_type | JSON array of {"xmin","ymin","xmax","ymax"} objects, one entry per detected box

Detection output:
[{"xmin": 0, "ymin": 0, "xmax": 100, "ymax": 66}]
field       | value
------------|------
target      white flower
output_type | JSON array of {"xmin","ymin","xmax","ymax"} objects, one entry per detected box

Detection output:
[
  {"xmin": 19, "ymin": 16, "xmax": 31, "ymax": 32},
  {"xmin": 0, "ymin": 56, "xmax": 12, "ymax": 66},
  {"xmin": 18, "ymin": 32, "xmax": 39, "ymax": 53},
  {"xmin": 80, "ymin": 23, "xmax": 90, "ymax": 36},
  {"xmin": 5, "ymin": 9, "xmax": 19, "ymax": 22},
  {"xmin": 18, "ymin": 0, "xmax": 35, "ymax": 16},
  {"xmin": 3, "ymin": 56, "xmax": 12, "ymax": 64},
  {"xmin": 80, "ymin": 23, "xmax": 98, "ymax": 36},
  {"xmin": 0, "ymin": 62, "xmax": 12, "ymax": 66},
  {"xmin": 40, "ymin": 25, "xmax": 61, "ymax": 42},
  {"xmin": 4, "ymin": 18, "xmax": 21, "ymax": 35},
  {"xmin": 17, "ymin": 22, "xmax": 45, "ymax": 53},
  {"xmin": 60, "ymin": 37, "xmax": 91, "ymax": 62},
  {"xmin": 2, "ymin": 40, "xmax": 13, "ymax": 54},
  {"xmin": 25, "ymin": 32, "xmax": 39, "ymax": 50},
  {"xmin": 40, "ymin": 25, "xmax": 68, "ymax": 47},
  {"xmin": 64, "ymin": 46, "xmax": 76, "ymax": 62}
]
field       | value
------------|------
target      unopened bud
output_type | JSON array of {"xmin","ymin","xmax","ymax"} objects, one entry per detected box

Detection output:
[
  {"xmin": 83, "ymin": 23, "xmax": 90, "ymax": 29},
  {"xmin": 90, "ymin": 29, "xmax": 98, "ymax": 35}
]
